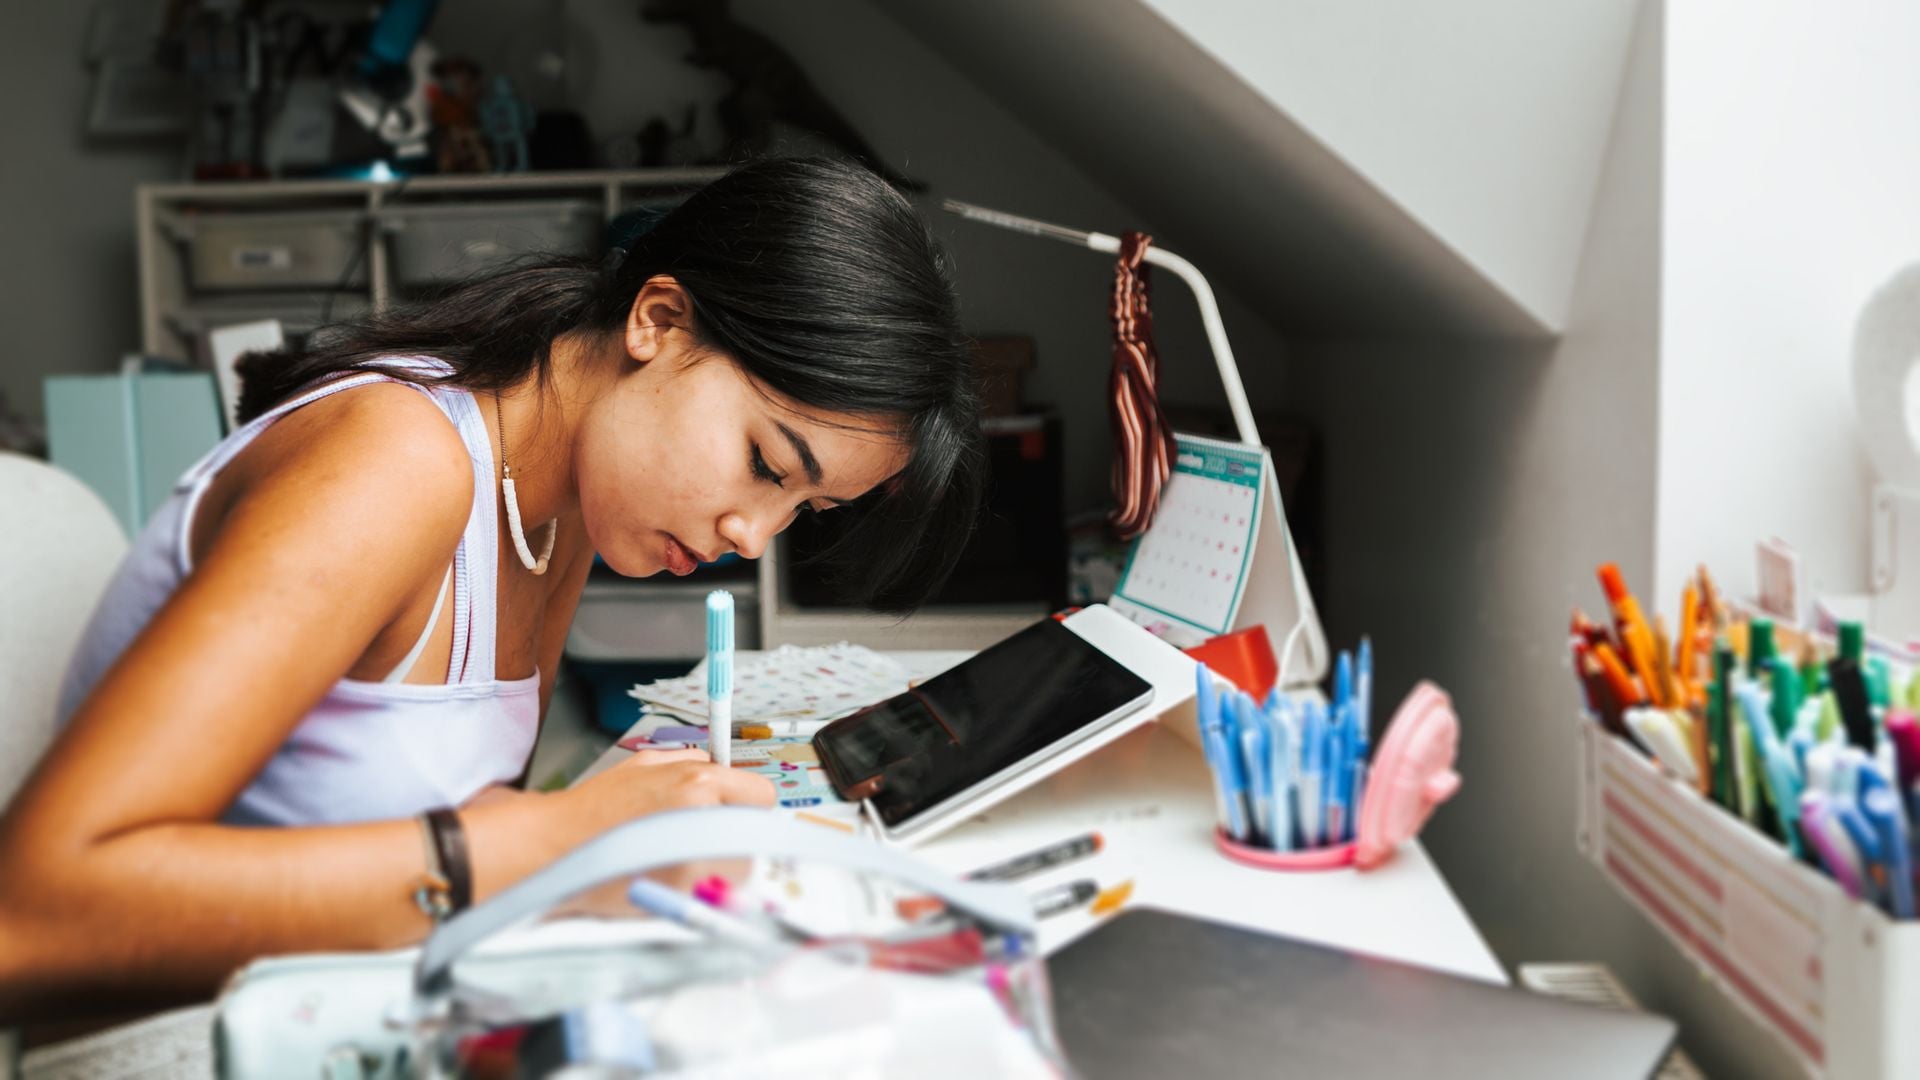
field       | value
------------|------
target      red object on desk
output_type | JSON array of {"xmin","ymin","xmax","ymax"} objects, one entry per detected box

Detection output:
[{"xmin": 1183, "ymin": 625, "xmax": 1278, "ymax": 699}]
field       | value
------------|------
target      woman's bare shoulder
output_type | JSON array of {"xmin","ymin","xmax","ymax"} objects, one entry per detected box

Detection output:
[{"xmin": 207, "ymin": 381, "xmax": 477, "ymax": 558}]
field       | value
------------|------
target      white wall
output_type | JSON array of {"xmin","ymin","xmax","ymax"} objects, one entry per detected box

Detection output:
[
  {"xmin": 1654, "ymin": 0, "xmax": 1918, "ymax": 606},
  {"xmin": 1140, "ymin": 0, "xmax": 1642, "ymax": 332},
  {"xmin": 1286, "ymin": 3, "xmax": 1916, "ymax": 1073}
]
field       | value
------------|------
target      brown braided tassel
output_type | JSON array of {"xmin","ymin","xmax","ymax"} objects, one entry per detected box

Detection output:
[{"xmin": 1108, "ymin": 231, "xmax": 1178, "ymax": 540}]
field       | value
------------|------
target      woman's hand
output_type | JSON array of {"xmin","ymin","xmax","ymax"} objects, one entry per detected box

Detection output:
[
  {"xmin": 555, "ymin": 748, "xmax": 777, "ymax": 839},
  {"xmin": 536, "ymin": 750, "xmax": 774, "ymax": 906}
]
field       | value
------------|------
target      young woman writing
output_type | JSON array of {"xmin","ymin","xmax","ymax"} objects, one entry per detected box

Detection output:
[{"xmin": 0, "ymin": 156, "xmax": 983, "ymax": 1017}]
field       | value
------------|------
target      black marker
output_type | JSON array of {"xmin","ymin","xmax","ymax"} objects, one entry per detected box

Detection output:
[
  {"xmin": 1031, "ymin": 879, "xmax": 1099, "ymax": 919},
  {"xmin": 966, "ymin": 832, "xmax": 1104, "ymax": 882}
]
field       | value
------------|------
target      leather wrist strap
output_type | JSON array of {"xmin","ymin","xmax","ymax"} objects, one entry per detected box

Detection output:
[{"xmin": 423, "ymin": 808, "xmax": 472, "ymax": 916}]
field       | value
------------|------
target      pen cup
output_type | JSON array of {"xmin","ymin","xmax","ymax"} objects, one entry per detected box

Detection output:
[
  {"xmin": 1210, "ymin": 681, "xmax": 1461, "ymax": 874},
  {"xmin": 1216, "ymin": 830, "xmax": 1356, "ymax": 871}
]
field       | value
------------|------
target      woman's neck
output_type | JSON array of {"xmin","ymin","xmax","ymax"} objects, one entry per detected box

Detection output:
[{"xmin": 490, "ymin": 333, "xmax": 612, "ymax": 528}]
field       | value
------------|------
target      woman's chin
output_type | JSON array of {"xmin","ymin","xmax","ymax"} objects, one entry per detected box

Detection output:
[{"xmin": 599, "ymin": 550, "xmax": 658, "ymax": 578}]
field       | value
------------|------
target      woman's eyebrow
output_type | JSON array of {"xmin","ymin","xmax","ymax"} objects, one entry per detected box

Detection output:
[{"xmin": 774, "ymin": 421, "xmax": 824, "ymax": 485}]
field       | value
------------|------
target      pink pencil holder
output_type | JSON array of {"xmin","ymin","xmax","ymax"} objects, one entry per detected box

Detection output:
[{"xmin": 1218, "ymin": 681, "xmax": 1462, "ymax": 872}]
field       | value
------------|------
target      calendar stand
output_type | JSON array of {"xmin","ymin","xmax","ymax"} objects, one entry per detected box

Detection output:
[{"xmin": 944, "ymin": 200, "xmax": 1330, "ymax": 688}]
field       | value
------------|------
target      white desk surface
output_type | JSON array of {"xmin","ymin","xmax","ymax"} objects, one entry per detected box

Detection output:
[{"xmin": 588, "ymin": 649, "xmax": 1506, "ymax": 987}]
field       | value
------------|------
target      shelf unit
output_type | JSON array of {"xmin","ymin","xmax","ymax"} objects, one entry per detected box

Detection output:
[{"xmin": 135, "ymin": 168, "xmax": 726, "ymax": 362}]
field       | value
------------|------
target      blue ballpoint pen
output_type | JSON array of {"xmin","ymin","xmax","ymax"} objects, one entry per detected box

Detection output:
[
  {"xmin": 1831, "ymin": 787, "xmax": 1883, "ymax": 893},
  {"xmin": 1212, "ymin": 720, "xmax": 1250, "ymax": 842},
  {"xmin": 1263, "ymin": 694, "xmax": 1297, "ymax": 852},
  {"xmin": 1299, "ymin": 699, "xmax": 1326, "ymax": 848},
  {"xmin": 1335, "ymin": 650, "xmax": 1354, "ymax": 713},
  {"xmin": 1788, "ymin": 729, "xmax": 1813, "ymax": 781},
  {"xmin": 1858, "ymin": 766, "xmax": 1915, "ymax": 918},
  {"xmin": 1195, "ymin": 665, "xmax": 1232, "ymax": 830},
  {"xmin": 1199, "ymin": 667, "xmax": 1251, "ymax": 841},
  {"xmin": 1357, "ymin": 636, "xmax": 1374, "ymax": 736},
  {"xmin": 1324, "ymin": 703, "xmax": 1352, "ymax": 845},
  {"xmin": 1237, "ymin": 693, "xmax": 1274, "ymax": 848}
]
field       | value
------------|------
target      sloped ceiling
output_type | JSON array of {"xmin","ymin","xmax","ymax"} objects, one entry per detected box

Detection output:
[{"xmin": 874, "ymin": 0, "xmax": 1640, "ymax": 340}]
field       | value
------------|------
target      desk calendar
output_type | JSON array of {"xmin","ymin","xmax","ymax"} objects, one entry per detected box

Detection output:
[{"xmin": 1109, "ymin": 431, "xmax": 1327, "ymax": 683}]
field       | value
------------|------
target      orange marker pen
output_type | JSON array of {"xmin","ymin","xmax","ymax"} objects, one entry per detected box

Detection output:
[
  {"xmin": 1592, "ymin": 641, "xmax": 1647, "ymax": 708},
  {"xmin": 1653, "ymin": 616, "xmax": 1682, "ymax": 711},
  {"xmin": 1599, "ymin": 564, "xmax": 1665, "ymax": 707},
  {"xmin": 1676, "ymin": 584, "xmax": 1700, "ymax": 691}
]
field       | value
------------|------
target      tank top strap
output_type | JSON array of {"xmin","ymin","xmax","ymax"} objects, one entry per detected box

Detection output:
[
  {"xmin": 435, "ymin": 383, "xmax": 502, "ymax": 686},
  {"xmin": 168, "ymin": 357, "xmax": 507, "ymax": 687}
]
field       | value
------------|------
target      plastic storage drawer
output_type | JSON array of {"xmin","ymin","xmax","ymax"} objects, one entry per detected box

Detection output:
[
  {"xmin": 383, "ymin": 200, "xmax": 602, "ymax": 285},
  {"xmin": 169, "ymin": 210, "xmax": 367, "ymax": 291}
]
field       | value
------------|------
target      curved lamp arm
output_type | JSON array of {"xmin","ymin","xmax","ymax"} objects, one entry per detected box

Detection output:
[{"xmin": 941, "ymin": 198, "xmax": 1260, "ymax": 449}]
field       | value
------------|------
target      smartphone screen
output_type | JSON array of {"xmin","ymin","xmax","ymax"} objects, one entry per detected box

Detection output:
[{"xmin": 813, "ymin": 619, "xmax": 1153, "ymax": 827}]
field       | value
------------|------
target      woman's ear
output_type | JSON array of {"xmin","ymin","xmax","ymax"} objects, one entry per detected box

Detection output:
[{"xmin": 624, "ymin": 275, "xmax": 697, "ymax": 366}]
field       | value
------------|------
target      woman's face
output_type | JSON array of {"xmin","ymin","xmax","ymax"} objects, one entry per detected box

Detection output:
[{"xmin": 573, "ymin": 280, "xmax": 909, "ymax": 578}]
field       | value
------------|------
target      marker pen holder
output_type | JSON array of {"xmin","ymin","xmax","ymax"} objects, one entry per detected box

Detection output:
[{"xmin": 1213, "ymin": 682, "xmax": 1461, "ymax": 873}]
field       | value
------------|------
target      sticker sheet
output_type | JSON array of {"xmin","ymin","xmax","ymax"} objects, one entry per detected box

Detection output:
[{"xmin": 628, "ymin": 642, "xmax": 912, "ymax": 724}]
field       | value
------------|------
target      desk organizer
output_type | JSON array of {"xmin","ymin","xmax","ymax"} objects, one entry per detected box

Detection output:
[
  {"xmin": 1215, "ymin": 681, "xmax": 1461, "ymax": 873},
  {"xmin": 1576, "ymin": 719, "xmax": 1920, "ymax": 1078}
]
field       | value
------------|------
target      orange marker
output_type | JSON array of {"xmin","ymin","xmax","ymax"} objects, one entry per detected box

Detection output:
[
  {"xmin": 1653, "ymin": 616, "xmax": 1682, "ymax": 711},
  {"xmin": 1696, "ymin": 564, "xmax": 1727, "ymax": 629},
  {"xmin": 1090, "ymin": 879, "xmax": 1135, "ymax": 917},
  {"xmin": 1675, "ymin": 584, "xmax": 1700, "ymax": 692},
  {"xmin": 1592, "ymin": 641, "xmax": 1647, "ymax": 707},
  {"xmin": 1599, "ymin": 564, "xmax": 1665, "ymax": 707}
]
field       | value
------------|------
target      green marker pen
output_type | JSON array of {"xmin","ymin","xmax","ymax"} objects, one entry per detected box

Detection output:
[
  {"xmin": 1818, "ymin": 691, "xmax": 1842, "ymax": 742},
  {"xmin": 1768, "ymin": 657, "xmax": 1800, "ymax": 741},
  {"xmin": 1707, "ymin": 679, "xmax": 1731, "ymax": 809},
  {"xmin": 1866, "ymin": 657, "xmax": 1892, "ymax": 711},
  {"xmin": 1839, "ymin": 621, "xmax": 1865, "ymax": 664},
  {"xmin": 1749, "ymin": 618, "xmax": 1776, "ymax": 679},
  {"xmin": 1731, "ymin": 693, "xmax": 1759, "ymax": 826}
]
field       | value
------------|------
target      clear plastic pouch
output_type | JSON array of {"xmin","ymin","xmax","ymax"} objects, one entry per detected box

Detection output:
[{"xmin": 399, "ymin": 807, "xmax": 1064, "ymax": 1078}]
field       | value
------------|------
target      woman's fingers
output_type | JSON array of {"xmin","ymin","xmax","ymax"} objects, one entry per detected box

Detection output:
[
  {"xmin": 619, "ymin": 747, "xmax": 709, "ymax": 768},
  {"xmin": 712, "ymin": 767, "xmax": 778, "ymax": 807}
]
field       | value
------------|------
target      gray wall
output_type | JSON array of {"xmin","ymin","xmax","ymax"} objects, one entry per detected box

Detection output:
[
  {"xmin": 2, "ymin": 0, "xmax": 1293, "ymax": 517},
  {"xmin": 0, "ymin": 3, "xmax": 178, "ymax": 428},
  {"xmin": 1286, "ymin": 4, "xmax": 1795, "ymax": 1075}
]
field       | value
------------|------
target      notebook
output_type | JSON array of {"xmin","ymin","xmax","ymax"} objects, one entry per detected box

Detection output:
[{"xmin": 1047, "ymin": 908, "xmax": 1677, "ymax": 1080}]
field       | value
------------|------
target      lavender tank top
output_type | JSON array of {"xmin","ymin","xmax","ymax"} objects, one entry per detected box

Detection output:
[{"xmin": 56, "ymin": 359, "xmax": 540, "ymax": 826}]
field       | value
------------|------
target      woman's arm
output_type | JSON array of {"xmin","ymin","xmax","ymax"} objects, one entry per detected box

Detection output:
[{"xmin": 0, "ymin": 390, "xmax": 770, "ymax": 1020}]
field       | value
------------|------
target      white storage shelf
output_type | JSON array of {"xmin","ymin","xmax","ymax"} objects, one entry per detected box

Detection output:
[
  {"xmin": 137, "ymin": 169, "xmax": 727, "ymax": 363},
  {"xmin": 1577, "ymin": 719, "xmax": 1920, "ymax": 1079}
]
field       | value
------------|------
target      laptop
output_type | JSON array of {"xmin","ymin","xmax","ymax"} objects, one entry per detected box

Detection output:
[{"xmin": 1047, "ymin": 908, "xmax": 1677, "ymax": 1080}]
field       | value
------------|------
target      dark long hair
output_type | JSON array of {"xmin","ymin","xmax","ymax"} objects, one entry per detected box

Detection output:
[{"xmin": 236, "ymin": 156, "xmax": 984, "ymax": 612}]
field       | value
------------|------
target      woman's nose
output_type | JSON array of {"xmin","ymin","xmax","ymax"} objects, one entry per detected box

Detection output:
[{"xmin": 717, "ymin": 508, "xmax": 781, "ymax": 561}]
